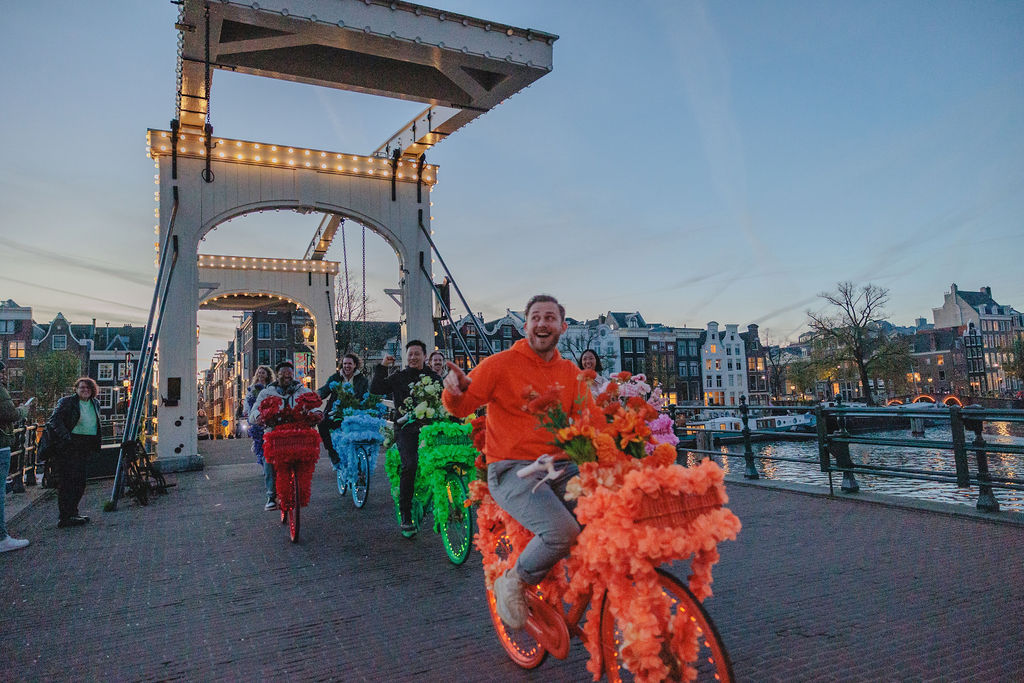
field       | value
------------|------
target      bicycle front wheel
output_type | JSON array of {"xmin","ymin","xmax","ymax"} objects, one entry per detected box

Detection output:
[
  {"xmin": 289, "ymin": 468, "xmax": 300, "ymax": 543},
  {"xmin": 600, "ymin": 568, "xmax": 733, "ymax": 682},
  {"xmin": 441, "ymin": 471, "xmax": 472, "ymax": 565},
  {"xmin": 351, "ymin": 447, "xmax": 370, "ymax": 509}
]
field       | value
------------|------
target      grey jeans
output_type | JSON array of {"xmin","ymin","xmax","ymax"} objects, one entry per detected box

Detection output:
[{"xmin": 487, "ymin": 459, "xmax": 580, "ymax": 585}]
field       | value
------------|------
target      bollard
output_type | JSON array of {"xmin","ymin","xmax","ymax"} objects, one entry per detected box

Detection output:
[
  {"xmin": 910, "ymin": 417, "xmax": 925, "ymax": 437},
  {"xmin": 739, "ymin": 396, "xmax": 759, "ymax": 479},
  {"xmin": 826, "ymin": 401, "xmax": 859, "ymax": 493},
  {"xmin": 963, "ymin": 409, "xmax": 999, "ymax": 512}
]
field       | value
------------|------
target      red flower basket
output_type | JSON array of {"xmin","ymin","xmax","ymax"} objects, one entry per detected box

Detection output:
[{"xmin": 264, "ymin": 424, "xmax": 321, "ymax": 509}]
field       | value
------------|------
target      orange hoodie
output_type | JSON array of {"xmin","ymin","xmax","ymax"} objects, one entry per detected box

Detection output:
[{"xmin": 443, "ymin": 339, "xmax": 596, "ymax": 465}]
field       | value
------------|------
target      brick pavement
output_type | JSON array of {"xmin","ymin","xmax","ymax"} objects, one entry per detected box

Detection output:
[{"xmin": 1, "ymin": 439, "xmax": 1022, "ymax": 682}]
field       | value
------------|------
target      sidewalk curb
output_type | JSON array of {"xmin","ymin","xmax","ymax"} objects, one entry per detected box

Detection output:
[
  {"xmin": 7, "ymin": 485, "xmax": 55, "ymax": 526},
  {"xmin": 724, "ymin": 473, "xmax": 1024, "ymax": 527}
]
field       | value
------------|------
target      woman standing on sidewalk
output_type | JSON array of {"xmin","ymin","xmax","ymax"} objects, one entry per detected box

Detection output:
[
  {"xmin": 40, "ymin": 377, "xmax": 101, "ymax": 528},
  {"xmin": 245, "ymin": 365, "xmax": 276, "ymax": 511}
]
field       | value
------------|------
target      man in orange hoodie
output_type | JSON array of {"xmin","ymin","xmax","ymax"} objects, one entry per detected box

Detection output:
[{"xmin": 443, "ymin": 294, "xmax": 595, "ymax": 630}]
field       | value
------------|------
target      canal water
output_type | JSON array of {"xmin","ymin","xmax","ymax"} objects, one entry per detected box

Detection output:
[{"xmin": 684, "ymin": 421, "xmax": 1024, "ymax": 514}]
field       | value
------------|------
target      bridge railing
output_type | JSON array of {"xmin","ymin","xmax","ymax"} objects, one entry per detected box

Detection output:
[{"xmin": 667, "ymin": 400, "xmax": 1024, "ymax": 514}]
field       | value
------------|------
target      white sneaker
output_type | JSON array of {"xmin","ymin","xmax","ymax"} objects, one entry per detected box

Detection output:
[
  {"xmin": 264, "ymin": 497, "xmax": 277, "ymax": 511},
  {"xmin": 493, "ymin": 567, "xmax": 529, "ymax": 629},
  {"xmin": 0, "ymin": 535, "xmax": 30, "ymax": 553}
]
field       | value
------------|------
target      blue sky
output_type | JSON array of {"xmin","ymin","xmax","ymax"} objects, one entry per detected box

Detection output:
[{"xmin": 1, "ymin": 1, "xmax": 1022, "ymax": 367}]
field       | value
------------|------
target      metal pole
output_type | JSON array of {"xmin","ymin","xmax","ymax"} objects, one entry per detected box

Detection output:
[{"xmin": 739, "ymin": 396, "xmax": 758, "ymax": 479}]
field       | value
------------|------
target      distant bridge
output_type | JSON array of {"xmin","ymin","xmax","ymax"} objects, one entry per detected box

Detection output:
[{"xmin": 886, "ymin": 394, "xmax": 964, "ymax": 407}]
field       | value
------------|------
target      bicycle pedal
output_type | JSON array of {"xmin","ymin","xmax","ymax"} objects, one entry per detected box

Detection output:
[{"xmin": 524, "ymin": 592, "xmax": 570, "ymax": 659}]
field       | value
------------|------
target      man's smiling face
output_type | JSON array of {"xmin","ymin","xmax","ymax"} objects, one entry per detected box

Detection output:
[{"xmin": 524, "ymin": 301, "xmax": 566, "ymax": 357}]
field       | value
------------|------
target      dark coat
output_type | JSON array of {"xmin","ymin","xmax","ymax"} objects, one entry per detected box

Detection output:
[
  {"xmin": 37, "ymin": 394, "xmax": 102, "ymax": 461},
  {"xmin": 370, "ymin": 364, "xmax": 441, "ymax": 431}
]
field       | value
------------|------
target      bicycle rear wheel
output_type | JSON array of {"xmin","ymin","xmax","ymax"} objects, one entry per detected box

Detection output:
[
  {"xmin": 441, "ymin": 470, "xmax": 472, "ymax": 565},
  {"xmin": 124, "ymin": 458, "xmax": 149, "ymax": 506},
  {"xmin": 486, "ymin": 532, "xmax": 547, "ymax": 669},
  {"xmin": 600, "ymin": 568, "xmax": 733, "ymax": 682},
  {"xmin": 351, "ymin": 447, "xmax": 370, "ymax": 509},
  {"xmin": 289, "ymin": 467, "xmax": 300, "ymax": 543}
]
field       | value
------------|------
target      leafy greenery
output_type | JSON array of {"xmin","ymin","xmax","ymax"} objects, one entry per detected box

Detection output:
[{"xmin": 22, "ymin": 351, "xmax": 82, "ymax": 414}]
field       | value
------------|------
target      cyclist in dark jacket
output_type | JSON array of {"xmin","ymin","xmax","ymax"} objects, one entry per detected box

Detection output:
[{"xmin": 370, "ymin": 340, "xmax": 441, "ymax": 537}]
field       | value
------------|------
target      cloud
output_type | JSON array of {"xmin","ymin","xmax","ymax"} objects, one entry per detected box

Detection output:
[{"xmin": 0, "ymin": 237, "xmax": 153, "ymax": 288}]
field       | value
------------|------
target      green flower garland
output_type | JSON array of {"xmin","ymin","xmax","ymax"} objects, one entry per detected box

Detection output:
[{"xmin": 385, "ymin": 420, "xmax": 479, "ymax": 533}]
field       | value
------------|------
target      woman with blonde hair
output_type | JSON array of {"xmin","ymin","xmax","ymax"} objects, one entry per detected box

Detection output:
[
  {"xmin": 245, "ymin": 365, "xmax": 276, "ymax": 510},
  {"xmin": 39, "ymin": 377, "xmax": 102, "ymax": 528}
]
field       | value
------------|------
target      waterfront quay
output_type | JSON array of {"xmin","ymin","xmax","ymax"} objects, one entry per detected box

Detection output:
[{"xmin": 3, "ymin": 440, "xmax": 1022, "ymax": 681}]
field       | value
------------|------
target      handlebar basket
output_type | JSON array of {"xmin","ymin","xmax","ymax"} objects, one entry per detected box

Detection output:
[
  {"xmin": 634, "ymin": 490, "xmax": 721, "ymax": 529},
  {"xmin": 264, "ymin": 425, "xmax": 321, "ymax": 465}
]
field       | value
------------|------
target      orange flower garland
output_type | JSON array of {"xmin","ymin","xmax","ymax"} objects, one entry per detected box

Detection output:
[{"xmin": 470, "ymin": 373, "xmax": 741, "ymax": 682}]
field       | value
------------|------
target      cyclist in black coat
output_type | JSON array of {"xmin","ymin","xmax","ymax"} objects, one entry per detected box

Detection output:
[{"xmin": 370, "ymin": 340, "xmax": 441, "ymax": 537}]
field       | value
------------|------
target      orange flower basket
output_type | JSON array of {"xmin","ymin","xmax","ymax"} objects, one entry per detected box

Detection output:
[{"xmin": 633, "ymin": 489, "xmax": 722, "ymax": 529}]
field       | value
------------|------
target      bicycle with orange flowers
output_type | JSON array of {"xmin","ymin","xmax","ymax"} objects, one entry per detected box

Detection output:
[{"xmin": 474, "ymin": 457, "xmax": 737, "ymax": 682}]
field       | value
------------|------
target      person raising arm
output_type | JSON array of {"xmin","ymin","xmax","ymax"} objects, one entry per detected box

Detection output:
[{"xmin": 442, "ymin": 294, "xmax": 597, "ymax": 630}]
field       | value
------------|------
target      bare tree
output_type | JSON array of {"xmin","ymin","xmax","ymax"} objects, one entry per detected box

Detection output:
[
  {"xmin": 806, "ymin": 282, "xmax": 904, "ymax": 405},
  {"xmin": 558, "ymin": 326, "xmax": 615, "ymax": 368}
]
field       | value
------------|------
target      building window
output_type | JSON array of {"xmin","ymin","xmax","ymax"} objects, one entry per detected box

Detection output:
[
  {"xmin": 937, "ymin": 356, "xmax": 944, "ymax": 366},
  {"xmin": 503, "ymin": 326, "xmax": 512, "ymax": 339},
  {"xmin": 118, "ymin": 362, "xmax": 133, "ymax": 380},
  {"xmin": 727, "ymin": 360, "xmax": 733, "ymax": 371},
  {"xmin": 678, "ymin": 362, "xmax": 687, "ymax": 377},
  {"xmin": 274, "ymin": 323, "xmax": 288, "ymax": 340},
  {"xmin": 623, "ymin": 339, "xmax": 633, "ymax": 353},
  {"xmin": 8, "ymin": 341, "xmax": 25, "ymax": 359},
  {"xmin": 716, "ymin": 375, "xmax": 722, "ymax": 388},
  {"xmin": 715, "ymin": 360, "xmax": 721, "ymax": 371},
  {"xmin": 725, "ymin": 346, "xmax": 731, "ymax": 356},
  {"xmin": 0, "ymin": 320, "xmax": 15, "ymax": 334},
  {"xmin": 98, "ymin": 363, "xmax": 114, "ymax": 381},
  {"xmin": 635, "ymin": 358, "xmax": 645, "ymax": 373},
  {"xmin": 690, "ymin": 362, "xmax": 699, "ymax": 377},
  {"xmin": 257, "ymin": 349, "xmax": 271, "ymax": 366},
  {"xmin": 709, "ymin": 344, "xmax": 716, "ymax": 354},
  {"xmin": 729, "ymin": 375, "xmax": 735, "ymax": 387},
  {"xmin": 274, "ymin": 349, "xmax": 289, "ymax": 366},
  {"xmin": 624, "ymin": 357, "xmax": 634, "ymax": 373},
  {"xmin": 98, "ymin": 387, "xmax": 115, "ymax": 409},
  {"xmin": 636, "ymin": 339, "xmax": 646, "ymax": 354},
  {"xmin": 7, "ymin": 368, "xmax": 24, "ymax": 393},
  {"xmin": 52, "ymin": 334, "xmax": 67, "ymax": 350},
  {"xmin": 257, "ymin": 323, "xmax": 271, "ymax": 340}
]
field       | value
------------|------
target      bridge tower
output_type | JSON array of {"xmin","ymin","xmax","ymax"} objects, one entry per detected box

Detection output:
[{"xmin": 147, "ymin": 0, "xmax": 556, "ymax": 470}]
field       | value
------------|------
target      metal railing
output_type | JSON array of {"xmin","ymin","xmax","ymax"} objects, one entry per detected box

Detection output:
[
  {"xmin": 5, "ymin": 421, "xmax": 42, "ymax": 493},
  {"xmin": 669, "ymin": 399, "xmax": 1024, "ymax": 514}
]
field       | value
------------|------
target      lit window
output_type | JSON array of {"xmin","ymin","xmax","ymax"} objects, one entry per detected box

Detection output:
[
  {"xmin": 8, "ymin": 341, "xmax": 25, "ymax": 358},
  {"xmin": 709, "ymin": 344, "xmax": 717, "ymax": 354}
]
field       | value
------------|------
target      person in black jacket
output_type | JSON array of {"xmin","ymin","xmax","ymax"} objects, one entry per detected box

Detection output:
[
  {"xmin": 40, "ymin": 377, "xmax": 102, "ymax": 528},
  {"xmin": 370, "ymin": 340, "xmax": 441, "ymax": 537},
  {"xmin": 316, "ymin": 353, "xmax": 369, "ymax": 468}
]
